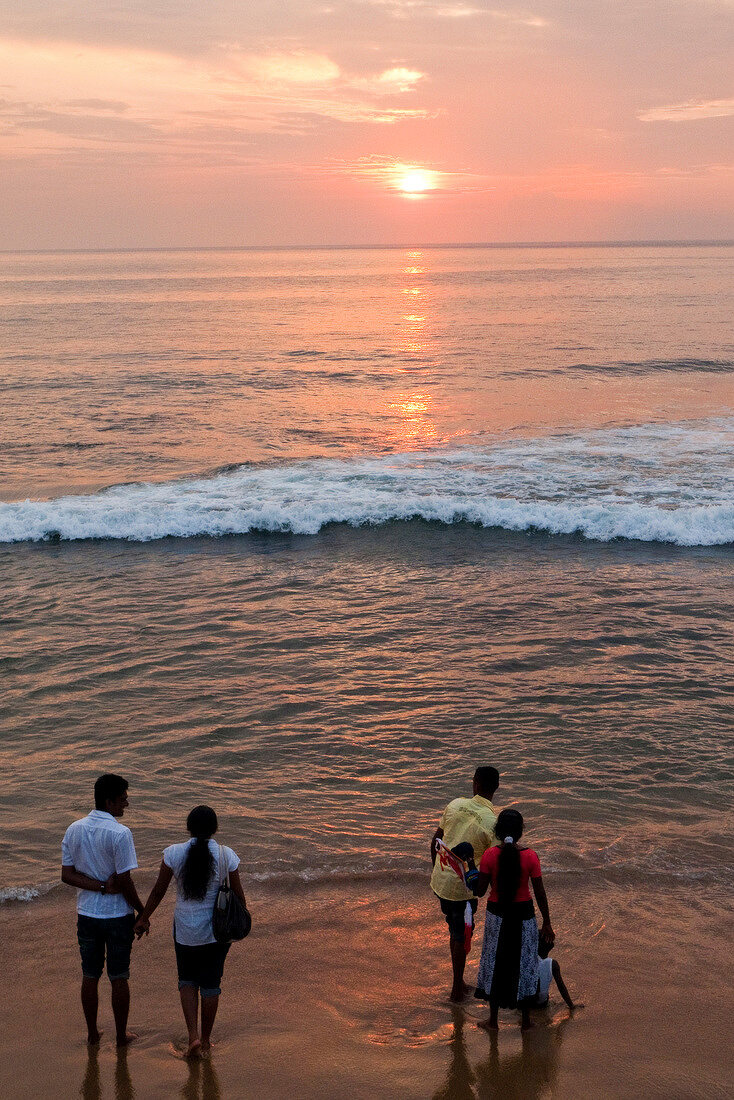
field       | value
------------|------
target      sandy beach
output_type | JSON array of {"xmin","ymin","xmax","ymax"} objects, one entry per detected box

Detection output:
[{"xmin": 2, "ymin": 869, "xmax": 731, "ymax": 1099}]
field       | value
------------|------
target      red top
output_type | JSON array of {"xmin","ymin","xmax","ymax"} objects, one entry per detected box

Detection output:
[{"xmin": 479, "ymin": 846, "xmax": 542, "ymax": 903}]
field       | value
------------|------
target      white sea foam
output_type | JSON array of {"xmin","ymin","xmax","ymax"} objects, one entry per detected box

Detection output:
[
  {"xmin": 0, "ymin": 882, "xmax": 56, "ymax": 904},
  {"xmin": 2, "ymin": 421, "xmax": 733, "ymax": 547}
]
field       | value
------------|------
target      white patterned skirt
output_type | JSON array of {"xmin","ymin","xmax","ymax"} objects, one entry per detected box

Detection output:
[{"xmin": 474, "ymin": 900, "xmax": 539, "ymax": 1009}]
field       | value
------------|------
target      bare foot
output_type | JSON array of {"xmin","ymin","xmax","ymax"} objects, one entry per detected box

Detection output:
[
  {"xmin": 116, "ymin": 1032, "xmax": 138, "ymax": 1047},
  {"xmin": 200, "ymin": 1040, "xmax": 213, "ymax": 1055},
  {"xmin": 477, "ymin": 1017, "xmax": 499, "ymax": 1031},
  {"xmin": 87, "ymin": 1029, "xmax": 103, "ymax": 1045},
  {"xmin": 185, "ymin": 1039, "xmax": 202, "ymax": 1059},
  {"xmin": 521, "ymin": 1018, "xmax": 535, "ymax": 1031}
]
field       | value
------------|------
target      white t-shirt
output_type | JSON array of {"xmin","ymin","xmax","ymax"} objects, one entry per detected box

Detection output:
[
  {"xmin": 163, "ymin": 839, "xmax": 240, "ymax": 946},
  {"xmin": 537, "ymin": 956, "xmax": 553, "ymax": 1004},
  {"xmin": 61, "ymin": 810, "xmax": 138, "ymax": 918}
]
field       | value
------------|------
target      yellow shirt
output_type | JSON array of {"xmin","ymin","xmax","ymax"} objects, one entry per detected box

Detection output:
[{"xmin": 429, "ymin": 795, "xmax": 499, "ymax": 902}]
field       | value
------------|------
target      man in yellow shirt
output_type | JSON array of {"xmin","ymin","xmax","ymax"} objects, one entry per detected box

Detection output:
[{"xmin": 430, "ymin": 766, "xmax": 500, "ymax": 1002}]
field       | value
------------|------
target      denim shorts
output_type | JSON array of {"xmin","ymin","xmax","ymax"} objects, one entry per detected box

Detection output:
[
  {"xmin": 77, "ymin": 914, "xmax": 135, "ymax": 981},
  {"xmin": 174, "ymin": 939, "xmax": 230, "ymax": 998},
  {"xmin": 438, "ymin": 895, "xmax": 478, "ymax": 940}
]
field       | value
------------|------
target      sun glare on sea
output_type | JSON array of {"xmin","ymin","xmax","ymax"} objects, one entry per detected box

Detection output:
[{"xmin": 397, "ymin": 168, "xmax": 436, "ymax": 196}]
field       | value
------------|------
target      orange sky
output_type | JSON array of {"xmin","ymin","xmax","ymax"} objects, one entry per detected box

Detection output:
[{"xmin": 0, "ymin": 1, "xmax": 732, "ymax": 247}]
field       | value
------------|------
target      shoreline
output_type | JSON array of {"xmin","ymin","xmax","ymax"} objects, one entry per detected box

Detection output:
[{"xmin": 1, "ymin": 875, "xmax": 730, "ymax": 1099}]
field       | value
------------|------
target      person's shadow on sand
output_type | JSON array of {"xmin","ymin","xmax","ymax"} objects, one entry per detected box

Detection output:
[
  {"xmin": 180, "ymin": 1056, "xmax": 222, "ymax": 1100},
  {"xmin": 474, "ymin": 1016, "xmax": 570, "ymax": 1100}
]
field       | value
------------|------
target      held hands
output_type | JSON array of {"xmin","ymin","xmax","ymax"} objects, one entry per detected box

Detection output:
[{"xmin": 134, "ymin": 916, "xmax": 150, "ymax": 939}]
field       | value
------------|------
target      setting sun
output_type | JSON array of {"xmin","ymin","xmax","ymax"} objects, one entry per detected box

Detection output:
[{"xmin": 397, "ymin": 168, "xmax": 436, "ymax": 194}]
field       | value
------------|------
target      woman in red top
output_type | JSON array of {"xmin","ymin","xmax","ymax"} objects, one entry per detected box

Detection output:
[{"xmin": 472, "ymin": 808, "xmax": 554, "ymax": 1030}]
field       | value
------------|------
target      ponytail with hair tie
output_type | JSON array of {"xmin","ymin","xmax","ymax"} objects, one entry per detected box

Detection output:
[
  {"xmin": 495, "ymin": 809, "xmax": 524, "ymax": 907},
  {"xmin": 181, "ymin": 805, "xmax": 218, "ymax": 901}
]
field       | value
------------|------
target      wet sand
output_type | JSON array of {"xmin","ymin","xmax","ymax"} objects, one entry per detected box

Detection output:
[{"xmin": 1, "ymin": 874, "xmax": 731, "ymax": 1099}]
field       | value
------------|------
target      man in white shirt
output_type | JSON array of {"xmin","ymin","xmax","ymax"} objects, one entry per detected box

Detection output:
[{"xmin": 61, "ymin": 773, "xmax": 144, "ymax": 1046}]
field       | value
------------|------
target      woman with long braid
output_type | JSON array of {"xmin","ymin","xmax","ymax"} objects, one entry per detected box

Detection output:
[
  {"xmin": 471, "ymin": 808, "xmax": 554, "ymax": 1031},
  {"xmin": 135, "ymin": 805, "xmax": 246, "ymax": 1057}
]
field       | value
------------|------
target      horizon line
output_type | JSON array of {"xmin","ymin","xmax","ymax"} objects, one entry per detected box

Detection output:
[{"xmin": 2, "ymin": 238, "xmax": 733, "ymax": 256}]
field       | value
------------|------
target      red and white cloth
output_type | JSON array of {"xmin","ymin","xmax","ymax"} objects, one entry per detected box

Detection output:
[{"xmin": 435, "ymin": 839, "xmax": 474, "ymax": 952}]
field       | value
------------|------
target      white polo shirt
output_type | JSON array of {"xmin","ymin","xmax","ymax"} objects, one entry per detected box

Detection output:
[{"xmin": 62, "ymin": 810, "xmax": 138, "ymax": 918}]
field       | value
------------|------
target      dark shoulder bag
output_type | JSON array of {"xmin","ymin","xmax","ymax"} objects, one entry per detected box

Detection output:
[{"xmin": 212, "ymin": 844, "xmax": 252, "ymax": 943}]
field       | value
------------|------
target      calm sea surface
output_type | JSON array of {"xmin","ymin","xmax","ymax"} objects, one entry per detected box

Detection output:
[{"xmin": 0, "ymin": 245, "xmax": 732, "ymax": 912}]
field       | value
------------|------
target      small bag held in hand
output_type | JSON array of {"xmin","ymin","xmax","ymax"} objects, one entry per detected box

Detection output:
[{"xmin": 212, "ymin": 845, "xmax": 252, "ymax": 943}]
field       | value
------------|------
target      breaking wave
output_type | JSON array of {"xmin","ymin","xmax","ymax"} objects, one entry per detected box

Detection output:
[{"xmin": 2, "ymin": 421, "xmax": 732, "ymax": 547}]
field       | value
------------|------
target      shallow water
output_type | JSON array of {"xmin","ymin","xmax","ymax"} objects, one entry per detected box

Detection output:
[{"xmin": 1, "ymin": 522, "xmax": 733, "ymax": 899}]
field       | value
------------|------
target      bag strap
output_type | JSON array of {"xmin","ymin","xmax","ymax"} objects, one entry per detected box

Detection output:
[{"xmin": 218, "ymin": 844, "xmax": 230, "ymax": 889}]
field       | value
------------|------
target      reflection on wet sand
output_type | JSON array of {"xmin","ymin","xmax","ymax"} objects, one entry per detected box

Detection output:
[
  {"xmin": 474, "ymin": 1017, "xmax": 570, "ymax": 1100},
  {"xmin": 80, "ymin": 1048, "xmax": 102, "ymax": 1100},
  {"xmin": 79, "ymin": 1046, "xmax": 222, "ymax": 1100},
  {"xmin": 431, "ymin": 1009, "xmax": 476, "ymax": 1100},
  {"xmin": 114, "ymin": 1050, "xmax": 136, "ymax": 1100},
  {"xmin": 180, "ymin": 1056, "xmax": 222, "ymax": 1100},
  {"xmin": 432, "ymin": 1010, "xmax": 571, "ymax": 1100},
  {"xmin": 80, "ymin": 1048, "xmax": 136, "ymax": 1100}
]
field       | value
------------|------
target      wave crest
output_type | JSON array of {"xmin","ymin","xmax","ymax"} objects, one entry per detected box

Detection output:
[{"xmin": 2, "ymin": 422, "xmax": 732, "ymax": 547}]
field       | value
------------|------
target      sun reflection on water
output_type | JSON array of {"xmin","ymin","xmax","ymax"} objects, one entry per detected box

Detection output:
[
  {"xmin": 398, "ymin": 250, "xmax": 429, "ymax": 355},
  {"xmin": 388, "ymin": 392, "xmax": 438, "ymax": 446},
  {"xmin": 373, "ymin": 250, "xmax": 441, "ymax": 447}
]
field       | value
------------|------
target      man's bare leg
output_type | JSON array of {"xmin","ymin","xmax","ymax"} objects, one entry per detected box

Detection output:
[
  {"xmin": 110, "ymin": 978, "xmax": 137, "ymax": 1046},
  {"xmin": 81, "ymin": 976, "xmax": 103, "ymax": 1044},
  {"xmin": 449, "ymin": 937, "xmax": 470, "ymax": 1001},
  {"xmin": 200, "ymin": 994, "xmax": 220, "ymax": 1053},
  {"xmin": 179, "ymin": 986, "xmax": 202, "ymax": 1058}
]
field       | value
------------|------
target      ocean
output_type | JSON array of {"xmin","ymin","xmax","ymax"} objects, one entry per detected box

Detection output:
[{"xmin": 0, "ymin": 245, "xmax": 732, "ymax": 1098}]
